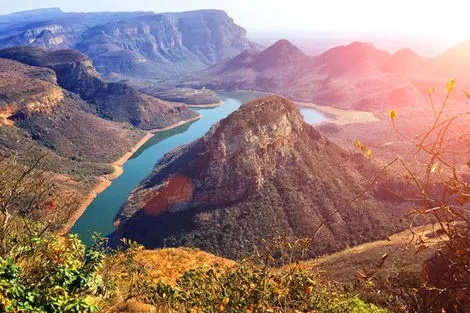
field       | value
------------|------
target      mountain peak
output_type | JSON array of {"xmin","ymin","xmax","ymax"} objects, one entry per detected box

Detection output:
[
  {"xmin": 117, "ymin": 96, "xmax": 402, "ymax": 259},
  {"xmin": 263, "ymin": 39, "xmax": 303, "ymax": 55},
  {"xmin": 272, "ymin": 39, "xmax": 295, "ymax": 48},
  {"xmin": 214, "ymin": 95, "xmax": 304, "ymax": 137},
  {"xmin": 317, "ymin": 41, "xmax": 390, "ymax": 76},
  {"xmin": 346, "ymin": 41, "xmax": 377, "ymax": 50}
]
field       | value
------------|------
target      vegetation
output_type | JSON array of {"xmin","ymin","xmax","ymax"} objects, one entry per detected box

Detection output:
[
  {"xmin": 350, "ymin": 79, "xmax": 469, "ymax": 312},
  {"xmin": 118, "ymin": 96, "xmax": 406, "ymax": 260},
  {"xmin": 140, "ymin": 87, "xmax": 220, "ymax": 105},
  {"xmin": 0, "ymin": 150, "xmax": 389, "ymax": 312},
  {"xmin": 151, "ymin": 236, "xmax": 388, "ymax": 313},
  {"xmin": 0, "ymin": 151, "xmax": 104, "ymax": 312},
  {"xmin": 0, "ymin": 80, "xmax": 467, "ymax": 312}
]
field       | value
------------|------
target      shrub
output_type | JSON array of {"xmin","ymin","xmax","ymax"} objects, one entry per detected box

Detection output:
[
  {"xmin": 0, "ymin": 233, "xmax": 105, "ymax": 313},
  {"xmin": 151, "ymin": 235, "xmax": 388, "ymax": 313}
]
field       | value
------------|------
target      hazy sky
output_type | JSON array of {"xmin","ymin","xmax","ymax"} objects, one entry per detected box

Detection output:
[{"xmin": 2, "ymin": 0, "xmax": 469, "ymax": 41}]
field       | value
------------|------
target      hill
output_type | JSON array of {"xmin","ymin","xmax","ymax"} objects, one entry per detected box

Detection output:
[
  {"xmin": 0, "ymin": 57, "xmax": 150, "ymax": 223},
  {"xmin": 115, "ymin": 95, "xmax": 407, "ymax": 259},
  {"xmin": 0, "ymin": 9, "xmax": 256, "ymax": 81},
  {"xmin": 0, "ymin": 46, "xmax": 198, "ymax": 130},
  {"xmin": 180, "ymin": 39, "xmax": 312, "ymax": 92},
  {"xmin": 181, "ymin": 40, "xmax": 422, "ymax": 112},
  {"xmin": 139, "ymin": 87, "xmax": 221, "ymax": 106}
]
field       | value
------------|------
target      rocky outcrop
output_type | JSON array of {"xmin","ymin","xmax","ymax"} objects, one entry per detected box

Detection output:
[
  {"xmin": 0, "ymin": 57, "xmax": 146, "ymax": 162},
  {"xmin": 116, "ymin": 96, "xmax": 406, "ymax": 259},
  {"xmin": 0, "ymin": 9, "xmax": 255, "ymax": 80},
  {"xmin": 0, "ymin": 59, "xmax": 64, "ymax": 124},
  {"xmin": 77, "ymin": 10, "xmax": 255, "ymax": 79},
  {"xmin": 0, "ymin": 47, "xmax": 198, "ymax": 130}
]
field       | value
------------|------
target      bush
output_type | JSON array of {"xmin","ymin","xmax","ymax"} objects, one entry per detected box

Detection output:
[
  {"xmin": 151, "ymin": 236, "xmax": 388, "ymax": 313},
  {"xmin": 0, "ymin": 233, "xmax": 105, "ymax": 313}
]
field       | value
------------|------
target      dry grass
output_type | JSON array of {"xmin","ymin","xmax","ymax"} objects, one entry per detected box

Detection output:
[
  {"xmin": 99, "ymin": 247, "xmax": 234, "ymax": 313},
  {"xmin": 302, "ymin": 225, "xmax": 440, "ymax": 284},
  {"xmin": 133, "ymin": 247, "xmax": 235, "ymax": 285}
]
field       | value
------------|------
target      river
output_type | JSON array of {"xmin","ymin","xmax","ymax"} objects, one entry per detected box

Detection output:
[{"xmin": 70, "ymin": 92, "xmax": 330, "ymax": 245}]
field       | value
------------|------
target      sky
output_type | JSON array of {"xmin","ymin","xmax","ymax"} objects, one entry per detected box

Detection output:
[{"xmin": 1, "ymin": 0, "xmax": 470, "ymax": 43}]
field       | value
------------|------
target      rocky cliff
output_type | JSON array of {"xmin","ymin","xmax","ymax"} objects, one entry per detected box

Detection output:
[
  {"xmin": 116, "ymin": 96, "xmax": 406, "ymax": 259},
  {"xmin": 0, "ymin": 47, "xmax": 198, "ymax": 129},
  {"xmin": 0, "ymin": 59, "xmax": 63, "ymax": 124},
  {"xmin": 0, "ymin": 9, "xmax": 255, "ymax": 80},
  {"xmin": 0, "ymin": 57, "xmax": 147, "ymax": 182}
]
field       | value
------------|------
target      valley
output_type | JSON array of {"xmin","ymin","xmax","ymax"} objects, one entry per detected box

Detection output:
[
  {"xmin": 0, "ymin": 5, "xmax": 468, "ymax": 313},
  {"xmin": 70, "ymin": 92, "xmax": 332, "ymax": 245}
]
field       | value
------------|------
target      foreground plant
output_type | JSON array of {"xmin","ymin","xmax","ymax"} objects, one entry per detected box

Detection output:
[
  {"xmin": 0, "ymin": 151, "xmax": 105, "ymax": 312},
  {"xmin": 151, "ymin": 235, "xmax": 388, "ymax": 313},
  {"xmin": 353, "ymin": 79, "xmax": 470, "ymax": 312}
]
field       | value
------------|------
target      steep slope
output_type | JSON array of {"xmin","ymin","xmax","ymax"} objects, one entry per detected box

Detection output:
[
  {"xmin": 0, "ymin": 46, "xmax": 198, "ymax": 130},
  {"xmin": 182, "ymin": 39, "xmax": 313, "ymax": 92},
  {"xmin": 0, "ymin": 9, "xmax": 149, "ymax": 50},
  {"xmin": 77, "ymin": 10, "xmax": 255, "ymax": 79},
  {"xmin": 116, "ymin": 96, "xmax": 406, "ymax": 259},
  {"xmin": 0, "ymin": 57, "xmax": 146, "ymax": 181},
  {"xmin": 0, "ymin": 9, "xmax": 255, "ymax": 80}
]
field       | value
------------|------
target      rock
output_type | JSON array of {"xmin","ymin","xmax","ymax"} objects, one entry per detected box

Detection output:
[
  {"xmin": 0, "ymin": 9, "xmax": 255, "ymax": 80},
  {"xmin": 0, "ymin": 47, "xmax": 198, "ymax": 130},
  {"xmin": 116, "ymin": 96, "xmax": 407, "ymax": 259}
]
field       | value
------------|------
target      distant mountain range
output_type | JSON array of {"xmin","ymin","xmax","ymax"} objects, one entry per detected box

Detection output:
[
  {"xmin": 115, "ymin": 96, "xmax": 406, "ymax": 259},
  {"xmin": 182, "ymin": 39, "xmax": 470, "ymax": 111},
  {"xmin": 0, "ymin": 8, "xmax": 256, "ymax": 80}
]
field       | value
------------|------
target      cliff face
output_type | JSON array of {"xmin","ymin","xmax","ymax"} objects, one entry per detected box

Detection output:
[
  {"xmin": 117, "ymin": 96, "xmax": 406, "ymax": 259},
  {"xmin": 0, "ymin": 59, "xmax": 64, "ymax": 123},
  {"xmin": 0, "ymin": 47, "xmax": 198, "ymax": 130},
  {"xmin": 0, "ymin": 9, "xmax": 255, "ymax": 80},
  {"xmin": 0, "ymin": 57, "xmax": 146, "ymax": 162},
  {"xmin": 78, "ymin": 10, "xmax": 254, "ymax": 78}
]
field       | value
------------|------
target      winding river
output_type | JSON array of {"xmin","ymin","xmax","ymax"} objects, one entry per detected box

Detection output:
[{"xmin": 70, "ymin": 92, "xmax": 330, "ymax": 245}]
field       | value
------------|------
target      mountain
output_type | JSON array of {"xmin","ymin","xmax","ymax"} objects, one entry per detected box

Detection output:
[
  {"xmin": 428, "ymin": 40, "xmax": 470, "ymax": 81},
  {"xmin": 115, "ymin": 96, "xmax": 405, "ymax": 259},
  {"xmin": 0, "ymin": 57, "xmax": 145, "ymax": 186},
  {"xmin": 182, "ymin": 40, "xmax": 421, "ymax": 111},
  {"xmin": 0, "ymin": 9, "xmax": 256, "ymax": 80},
  {"xmin": 0, "ymin": 10, "xmax": 149, "ymax": 49},
  {"xmin": 313, "ymin": 41, "xmax": 391, "ymax": 77},
  {"xmin": 0, "ymin": 46, "xmax": 198, "ymax": 130},
  {"xmin": 180, "ymin": 39, "xmax": 312, "ymax": 91},
  {"xmin": 381, "ymin": 48, "xmax": 426, "ymax": 74}
]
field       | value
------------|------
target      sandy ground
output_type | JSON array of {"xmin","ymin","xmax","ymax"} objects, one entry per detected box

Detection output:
[
  {"xmin": 147, "ymin": 114, "xmax": 201, "ymax": 133},
  {"xmin": 296, "ymin": 101, "xmax": 381, "ymax": 125},
  {"xmin": 187, "ymin": 101, "xmax": 224, "ymax": 108}
]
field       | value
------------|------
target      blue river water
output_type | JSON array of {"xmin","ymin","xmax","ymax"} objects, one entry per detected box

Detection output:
[{"xmin": 70, "ymin": 92, "xmax": 330, "ymax": 245}]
